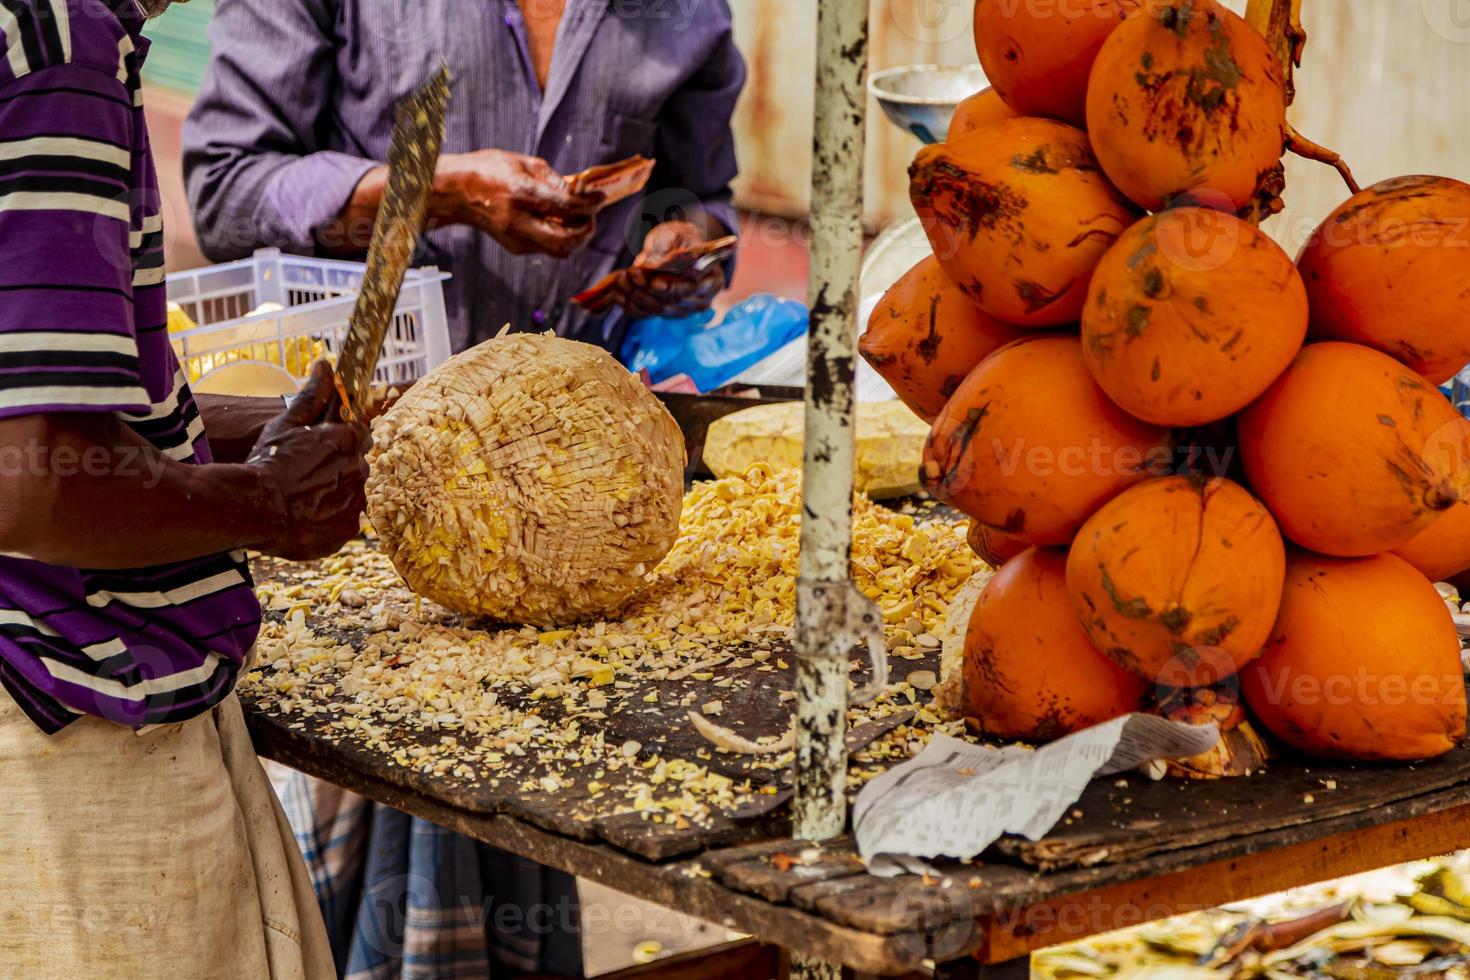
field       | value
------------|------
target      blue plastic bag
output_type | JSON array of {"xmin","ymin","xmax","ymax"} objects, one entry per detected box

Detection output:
[
  {"xmin": 1448, "ymin": 365, "xmax": 1470, "ymax": 418},
  {"xmin": 620, "ymin": 294, "xmax": 809, "ymax": 393}
]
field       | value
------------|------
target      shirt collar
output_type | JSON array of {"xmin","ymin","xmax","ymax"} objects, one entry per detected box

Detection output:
[{"xmin": 112, "ymin": 0, "xmax": 148, "ymax": 40}]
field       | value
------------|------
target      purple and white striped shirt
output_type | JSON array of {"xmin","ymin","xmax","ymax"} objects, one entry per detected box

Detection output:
[
  {"xmin": 0, "ymin": 0, "xmax": 261, "ymax": 732},
  {"xmin": 182, "ymin": 0, "xmax": 744, "ymax": 355}
]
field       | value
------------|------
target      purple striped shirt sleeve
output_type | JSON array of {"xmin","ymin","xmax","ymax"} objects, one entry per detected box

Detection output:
[{"xmin": 0, "ymin": 63, "xmax": 150, "ymax": 419}]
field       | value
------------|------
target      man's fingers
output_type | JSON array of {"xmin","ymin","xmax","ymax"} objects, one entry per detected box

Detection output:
[
  {"xmin": 520, "ymin": 155, "xmax": 560, "ymax": 181},
  {"xmin": 511, "ymin": 215, "xmax": 597, "ymax": 257},
  {"xmin": 287, "ymin": 361, "xmax": 337, "ymax": 425},
  {"xmin": 622, "ymin": 288, "xmax": 665, "ymax": 319},
  {"xmin": 698, "ymin": 267, "xmax": 727, "ymax": 293},
  {"xmin": 608, "ymin": 268, "xmax": 722, "ymax": 320},
  {"xmin": 514, "ymin": 180, "xmax": 603, "ymax": 221},
  {"xmin": 582, "ymin": 291, "xmax": 618, "ymax": 314},
  {"xmin": 614, "ymin": 278, "xmax": 664, "ymax": 318},
  {"xmin": 637, "ymin": 222, "xmax": 704, "ymax": 266},
  {"xmin": 655, "ymin": 274, "xmax": 698, "ymax": 299}
]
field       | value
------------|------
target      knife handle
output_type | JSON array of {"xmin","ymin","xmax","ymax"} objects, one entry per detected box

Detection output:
[{"xmin": 328, "ymin": 370, "xmax": 359, "ymax": 424}]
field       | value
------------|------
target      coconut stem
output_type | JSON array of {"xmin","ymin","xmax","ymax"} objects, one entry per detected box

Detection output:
[
  {"xmin": 1245, "ymin": 0, "xmax": 1305, "ymax": 105},
  {"xmin": 1286, "ymin": 124, "xmax": 1362, "ymax": 195},
  {"xmin": 1244, "ymin": 0, "xmax": 1361, "ymax": 212}
]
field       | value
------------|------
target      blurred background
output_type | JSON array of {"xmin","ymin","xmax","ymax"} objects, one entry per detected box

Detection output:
[{"xmin": 142, "ymin": 0, "xmax": 1470, "ymax": 297}]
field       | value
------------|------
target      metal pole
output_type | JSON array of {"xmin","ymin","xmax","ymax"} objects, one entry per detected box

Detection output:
[
  {"xmin": 791, "ymin": 3, "xmax": 868, "ymax": 975},
  {"xmin": 795, "ymin": 0, "xmax": 869, "ymax": 848}
]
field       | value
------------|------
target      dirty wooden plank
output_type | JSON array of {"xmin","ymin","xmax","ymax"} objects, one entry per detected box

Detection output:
[
  {"xmin": 993, "ymin": 740, "xmax": 1470, "ymax": 870},
  {"xmin": 249, "ymin": 699, "xmax": 764, "ymax": 858},
  {"xmin": 747, "ymin": 783, "xmax": 1470, "ymax": 938},
  {"xmin": 975, "ymin": 799, "xmax": 1470, "ymax": 963},
  {"xmin": 243, "ymin": 601, "xmax": 923, "ymax": 863},
  {"xmin": 720, "ymin": 846, "xmax": 870, "ymax": 905}
]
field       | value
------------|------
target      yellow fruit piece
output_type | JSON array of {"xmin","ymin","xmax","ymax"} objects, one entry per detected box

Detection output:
[
  {"xmin": 192, "ymin": 360, "xmax": 300, "ymax": 397},
  {"xmin": 170, "ymin": 300, "xmax": 328, "ymax": 384},
  {"xmin": 702, "ymin": 400, "xmax": 930, "ymax": 499}
]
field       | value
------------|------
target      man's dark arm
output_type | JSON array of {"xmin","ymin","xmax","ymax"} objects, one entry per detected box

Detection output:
[
  {"xmin": 0, "ymin": 412, "xmax": 282, "ymax": 568},
  {"xmin": 195, "ymin": 394, "xmax": 279, "ymax": 464},
  {"xmin": 0, "ymin": 364, "xmax": 370, "ymax": 569},
  {"xmin": 197, "ymin": 385, "xmax": 410, "ymax": 465}
]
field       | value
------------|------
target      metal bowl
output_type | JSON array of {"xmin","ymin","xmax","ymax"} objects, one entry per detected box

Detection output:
[
  {"xmin": 868, "ymin": 64, "xmax": 988, "ymax": 144},
  {"xmin": 860, "ymin": 215, "xmax": 930, "ymax": 299}
]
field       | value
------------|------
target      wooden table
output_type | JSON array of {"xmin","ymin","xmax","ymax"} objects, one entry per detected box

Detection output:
[{"xmin": 243, "ymin": 691, "xmax": 1470, "ymax": 977}]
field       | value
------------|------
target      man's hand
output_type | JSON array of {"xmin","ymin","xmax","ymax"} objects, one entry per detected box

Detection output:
[
  {"xmin": 588, "ymin": 221, "xmax": 726, "ymax": 319},
  {"xmin": 432, "ymin": 150, "xmax": 603, "ymax": 258},
  {"xmin": 247, "ymin": 362, "xmax": 371, "ymax": 561}
]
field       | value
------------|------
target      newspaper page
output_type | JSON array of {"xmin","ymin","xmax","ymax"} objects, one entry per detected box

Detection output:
[{"xmin": 853, "ymin": 714, "xmax": 1220, "ymax": 875}]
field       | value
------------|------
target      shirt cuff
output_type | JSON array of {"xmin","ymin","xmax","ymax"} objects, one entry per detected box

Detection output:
[{"xmin": 257, "ymin": 152, "xmax": 380, "ymax": 253}]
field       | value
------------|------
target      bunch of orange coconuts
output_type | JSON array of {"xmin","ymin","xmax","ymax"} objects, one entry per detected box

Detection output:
[{"xmin": 860, "ymin": 0, "xmax": 1470, "ymax": 767}]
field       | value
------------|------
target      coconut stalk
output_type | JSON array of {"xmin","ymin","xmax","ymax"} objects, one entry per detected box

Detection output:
[{"xmin": 1245, "ymin": 0, "xmax": 1360, "ymax": 197}]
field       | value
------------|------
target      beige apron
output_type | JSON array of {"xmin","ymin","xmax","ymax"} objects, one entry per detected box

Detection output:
[{"xmin": 0, "ymin": 692, "xmax": 334, "ymax": 980}]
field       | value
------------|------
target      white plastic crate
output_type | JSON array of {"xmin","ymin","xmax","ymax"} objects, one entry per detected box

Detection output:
[{"xmin": 165, "ymin": 248, "xmax": 453, "ymax": 389}]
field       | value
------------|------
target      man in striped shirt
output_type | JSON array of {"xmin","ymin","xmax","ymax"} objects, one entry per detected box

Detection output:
[{"xmin": 0, "ymin": 0, "xmax": 365, "ymax": 975}]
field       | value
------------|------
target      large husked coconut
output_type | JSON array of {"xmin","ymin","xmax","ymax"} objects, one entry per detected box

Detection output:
[
  {"xmin": 1299, "ymin": 175, "xmax": 1470, "ymax": 385},
  {"xmin": 1241, "ymin": 552, "xmax": 1466, "ymax": 762},
  {"xmin": 963, "ymin": 548, "xmax": 1150, "ymax": 741},
  {"xmin": 366, "ymin": 333, "xmax": 685, "ymax": 627}
]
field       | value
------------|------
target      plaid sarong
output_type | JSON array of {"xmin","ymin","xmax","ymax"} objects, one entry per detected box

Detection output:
[{"xmin": 268, "ymin": 764, "xmax": 583, "ymax": 978}]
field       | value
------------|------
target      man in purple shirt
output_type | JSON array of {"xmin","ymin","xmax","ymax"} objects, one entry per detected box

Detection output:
[
  {"xmin": 183, "ymin": 0, "xmax": 746, "ymax": 355},
  {"xmin": 0, "ymin": 0, "xmax": 367, "ymax": 975}
]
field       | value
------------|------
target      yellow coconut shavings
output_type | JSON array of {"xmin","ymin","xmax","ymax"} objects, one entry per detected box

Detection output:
[{"xmin": 244, "ymin": 466, "xmax": 975, "ymax": 822}]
